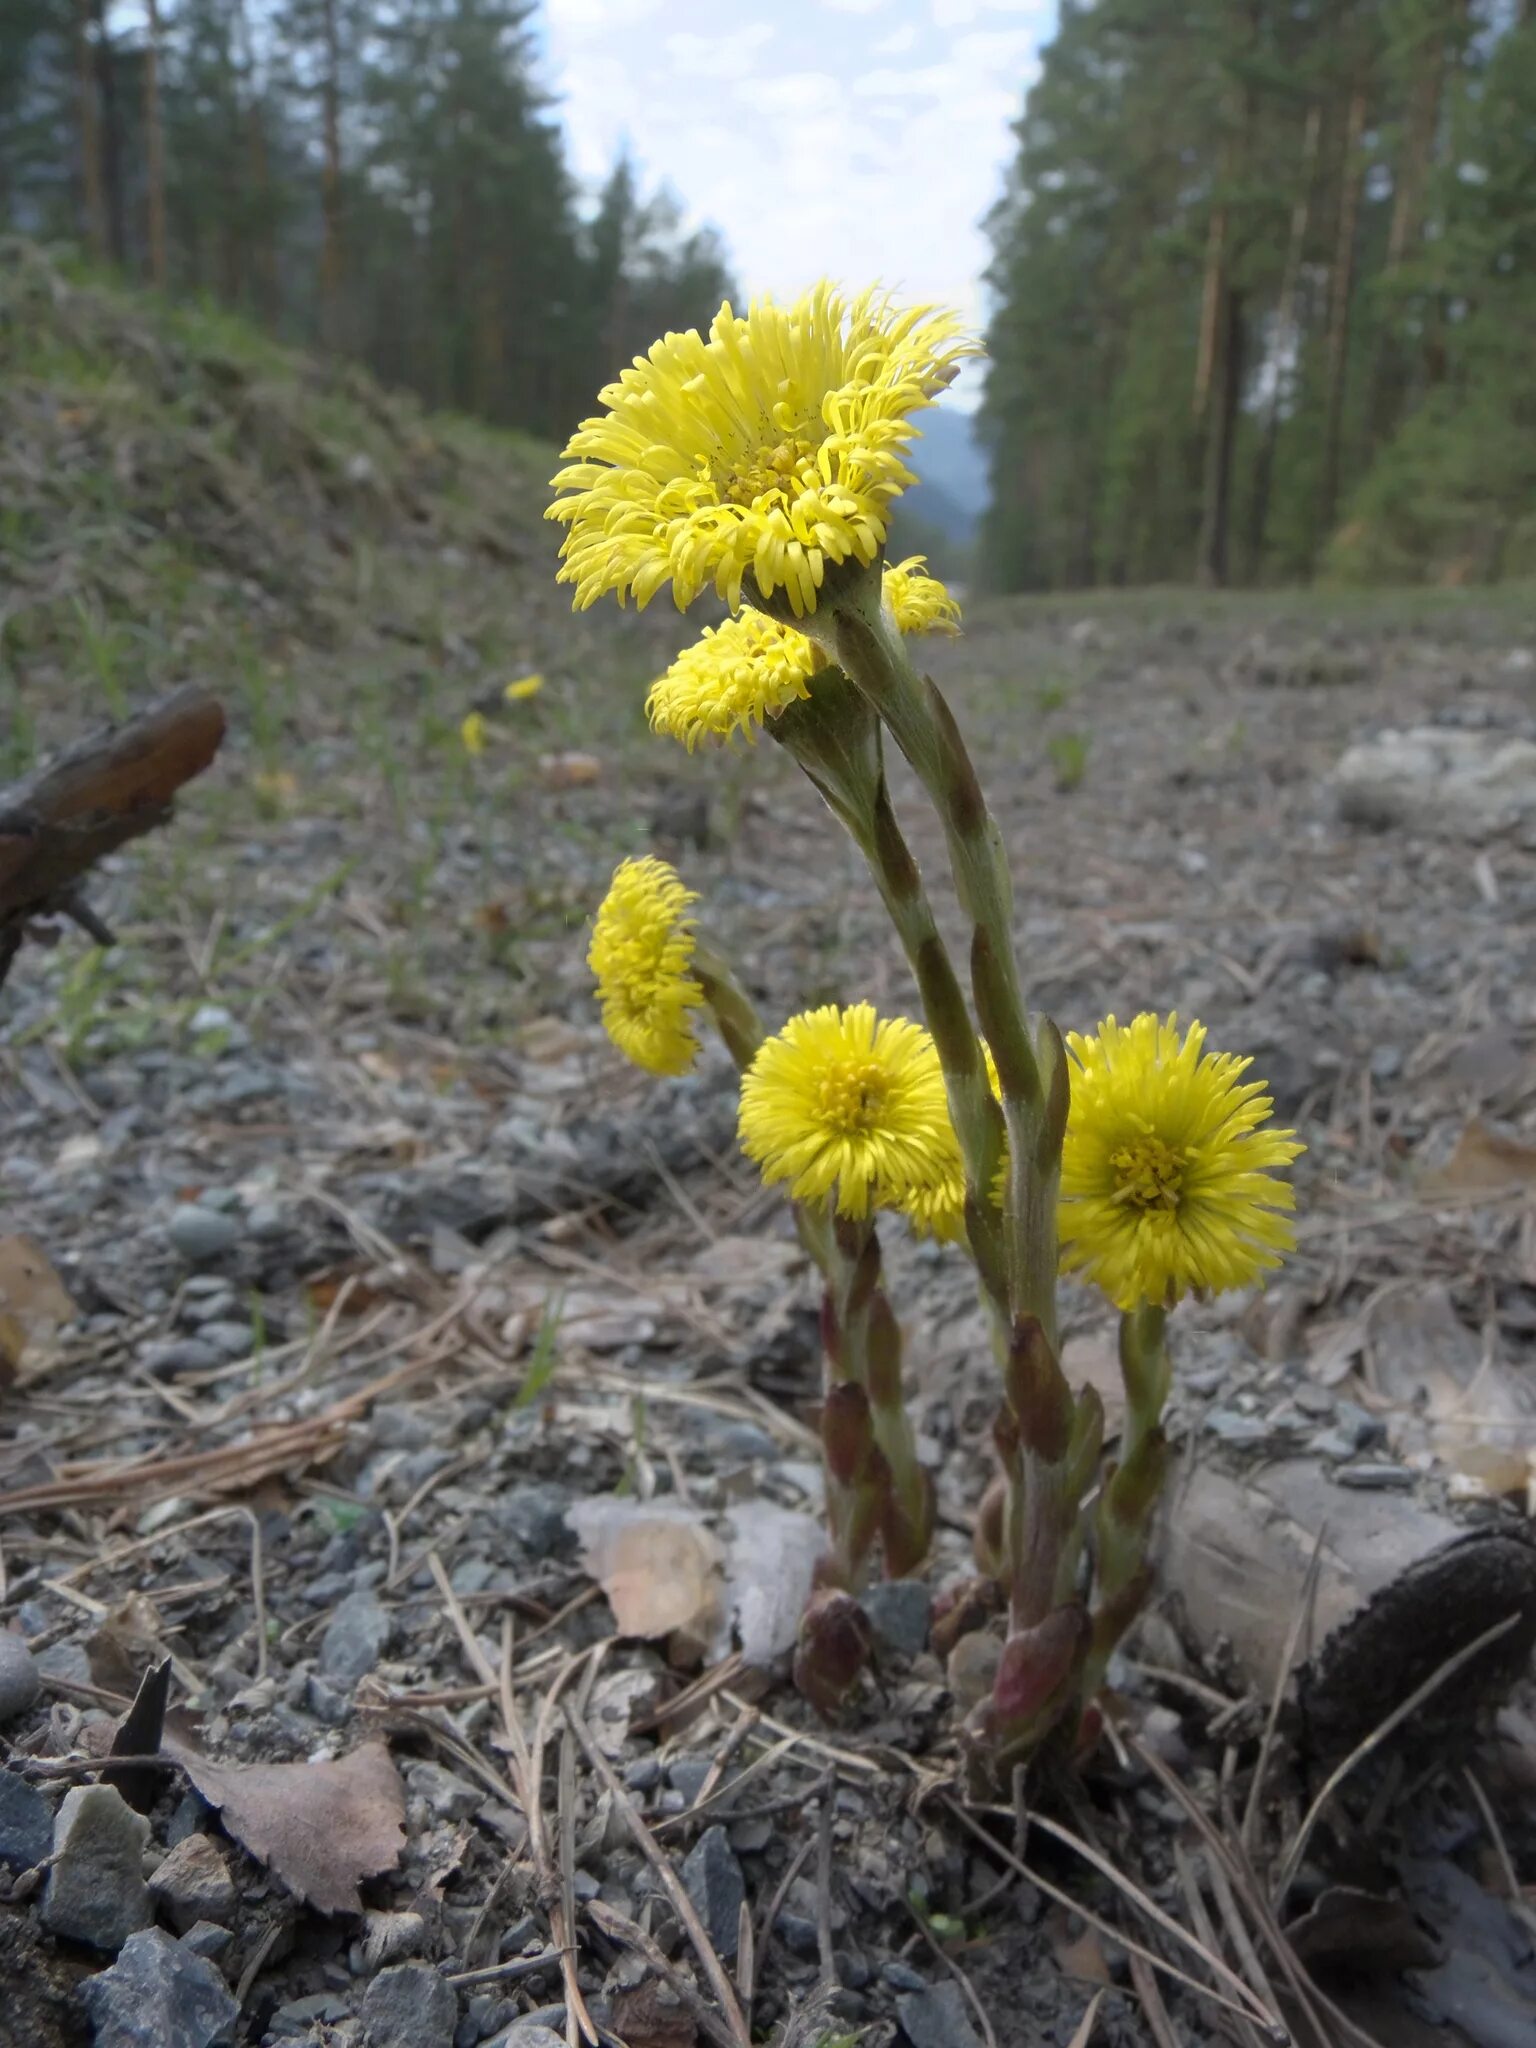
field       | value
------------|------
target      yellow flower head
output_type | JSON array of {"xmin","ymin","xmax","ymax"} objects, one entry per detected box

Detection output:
[
  {"xmin": 547, "ymin": 283, "xmax": 978, "ymax": 619},
  {"xmin": 505, "ymin": 674, "xmax": 544, "ymax": 702},
  {"xmin": 1058, "ymin": 1013, "xmax": 1304, "ymax": 1311},
  {"xmin": 884, "ymin": 555, "xmax": 962, "ymax": 635},
  {"xmin": 588, "ymin": 857, "xmax": 704, "ymax": 1077},
  {"xmin": 739, "ymin": 1002, "xmax": 955, "ymax": 1218},
  {"xmin": 647, "ymin": 559, "xmax": 963, "ymax": 751},
  {"xmin": 460, "ymin": 710, "xmax": 488, "ymax": 755},
  {"xmin": 647, "ymin": 609, "xmax": 830, "ymax": 750}
]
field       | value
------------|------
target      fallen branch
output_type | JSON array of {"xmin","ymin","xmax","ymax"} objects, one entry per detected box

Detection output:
[{"xmin": 0, "ymin": 684, "xmax": 226, "ymax": 988}]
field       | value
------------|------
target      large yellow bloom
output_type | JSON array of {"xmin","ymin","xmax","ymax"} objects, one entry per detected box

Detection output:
[
  {"xmin": 588, "ymin": 858, "xmax": 704, "ymax": 1077},
  {"xmin": 739, "ymin": 1003, "xmax": 955, "ymax": 1218},
  {"xmin": 647, "ymin": 558, "xmax": 962, "ymax": 750},
  {"xmin": 547, "ymin": 285, "xmax": 978, "ymax": 619},
  {"xmin": 1059, "ymin": 1013, "xmax": 1304, "ymax": 1311},
  {"xmin": 898, "ymin": 1042, "xmax": 1000, "ymax": 1243}
]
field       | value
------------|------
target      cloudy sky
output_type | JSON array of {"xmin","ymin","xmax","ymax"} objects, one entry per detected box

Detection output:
[{"xmin": 537, "ymin": 0, "xmax": 1053, "ymax": 408}]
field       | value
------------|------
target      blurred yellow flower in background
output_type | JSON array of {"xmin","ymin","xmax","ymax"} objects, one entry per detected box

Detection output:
[
  {"xmin": 460, "ymin": 711, "xmax": 488, "ymax": 755},
  {"xmin": 505, "ymin": 674, "xmax": 544, "ymax": 701}
]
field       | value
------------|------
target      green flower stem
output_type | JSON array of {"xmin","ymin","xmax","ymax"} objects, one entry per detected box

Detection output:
[
  {"xmin": 1082, "ymin": 1304, "xmax": 1171, "ymax": 1702},
  {"xmin": 827, "ymin": 586, "xmax": 1063, "ymax": 1339},
  {"xmin": 831, "ymin": 1214, "xmax": 933, "ymax": 1577},
  {"xmin": 770, "ymin": 677, "xmax": 1008, "ymax": 1312},
  {"xmin": 691, "ymin": 935, "xmax": 930, "ymax": 1587}
]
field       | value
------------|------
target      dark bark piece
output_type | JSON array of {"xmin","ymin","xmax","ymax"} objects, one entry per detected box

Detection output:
[
  {"xmin": 0, "ymin": 686, "xmax": 225, "ymax": 986},
  {"xmin": 1158, "ymin": 1454, "xmax": 1536, "ymax": 1760},
  {"xmin": 105, "ymin": 1658, "xmax": 173, "ymax": 1813}
]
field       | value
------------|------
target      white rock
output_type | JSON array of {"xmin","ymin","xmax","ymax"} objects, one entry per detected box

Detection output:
[{"xmin": 1333, "ymin": 726, "xmax": 1536, "ymax": 841}]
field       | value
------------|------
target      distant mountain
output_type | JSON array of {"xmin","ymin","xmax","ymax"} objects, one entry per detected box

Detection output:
[{"xmin": 903, "ymin": 407, "xmax": 990, "ymax": 544}]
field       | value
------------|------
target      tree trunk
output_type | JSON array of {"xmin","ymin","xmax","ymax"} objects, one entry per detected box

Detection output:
[
  {"xmin": 1196, "ymin": 286, "xmax": 1245, "ymax": 588},
  {"xmin": 319, "ymin": 0, "xmax": 344, "ymax": 349},
  {"xmin": 1369, "ymin": 1, "xmax": 1466, "ymax": 442},
  {"xmin": 143, "ymin": 0, "xmax": 167, "ymax": 288},
  {"xmin": 231, "ymin": 0, "xmax": 279, "ymax": 326},
  {"xmin": 1246, "ymin": 104, "xmax": 1322, "ymax": 578},
  {"xmin": 1317, "ymin": 80, "xmax": 1368, "ymax": 553},
  {"xmin": 1192, "ymin": 193, "xmax": 1230, "ymax": 423},
  {"xmin": 90, "ymin": 0, "xmax": 127, "ymax": 266},
  {"xmin": 73, "ymin": 0, "xmax": 107, "ymax": 261}
]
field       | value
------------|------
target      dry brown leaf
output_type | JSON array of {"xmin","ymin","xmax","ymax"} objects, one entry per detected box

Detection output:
[
  {"xmin": 1420, "ymin": 1119, "xmax": 1536, "ymax": 1196},
  {"xmin": 609, "ymin": 1982, "xmax": 699, "ymax": 2048},
  {"xmin": 164, "ymin": 1730, "xmax": 405, "ymax": 1915},
  {"xmin": 0, "ymin": 1233, "xmax": 78, "ymax": 1383},
  {"xmin": 539, "ymin": 749, "xmax": 602, "ymax": 788},
  {"xmin": 1050, "ymin": 1911, "xmax": 1111, "ymax": 1985},
  {"xmin": 569, "ymin": 1499, "xmax": 724, "ymax": 1659},
  {"xmin": 86, "ymin": 1592, "xmax": 167, "ymax": 1694}
]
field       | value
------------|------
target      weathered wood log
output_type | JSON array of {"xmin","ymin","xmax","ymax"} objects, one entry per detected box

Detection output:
[
  {"xmin": 1157, "ymin": 1452, "xmax": 1536, "ymax": 1759},
  {"xmin": 0, "ymin": 685, "xmax": 225, "ymax": 987}
]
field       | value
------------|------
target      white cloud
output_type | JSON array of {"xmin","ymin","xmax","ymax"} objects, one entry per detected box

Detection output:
[
  {"xmin": 536, "ymin": 0, "xmax": 1048, "ymax": 393},
  {"xmin": 545, "ymin": 0, "xmax": 662, "ymax": 31},
  {"xmin": 666, "ymin": 24, "xmax": 775, "ymax": 78}
]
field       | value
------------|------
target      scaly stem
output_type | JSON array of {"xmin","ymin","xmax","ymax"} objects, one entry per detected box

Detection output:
[
  {"xmin": 771, "ymin": 676, "xmax": 1008, "ymax": 1314},
  {"xmin": 826, "ymin": 585, "xmax": 1065, "ymax": 1338},
  {"xmin": 1082, "ymin": 1304, "xmax": 1170, "ymax": 1703}
]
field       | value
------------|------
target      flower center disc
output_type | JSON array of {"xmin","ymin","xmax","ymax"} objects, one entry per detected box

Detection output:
[
  {"xmin": 818, "ymin": 1057, "xmax": 889, "ymax": 1135},
  {"xmin": 723, "ymin": 433, "xmax": 817, "ymax": 509},
  {"xmin": 1110, "ymin": 1134, "xmax": 1186, "ymax": 1211}
]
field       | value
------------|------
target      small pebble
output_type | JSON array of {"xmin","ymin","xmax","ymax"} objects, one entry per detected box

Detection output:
[
  {"xmin": 361, "ymin": 1961, "xmax": 457, "ymax": 2048},
  {"xmin": 81, "ymin": 1926, "xmax": 239, "ymax": 2048},
  {"xmin": 1335, "ymin": 1462, "xmax": 1415, "ymax": 1491},
  {"xmin": 897, "ymin": 1981, "xmax": 984, "ymax": 2048},
  {"xmin": 168, "ymin": 1205, "xmax": 240, "ymax": 1264},
  {"xmin": 149, "ymin": 1833, "xmax": 237, "ymax": 1931},
  {"xmin": 882, "ymin": 1960, "xmax": 928, "ymax": 1993},
  {"xmin": 319, "ymin": 1588, "xmax": 392, "ymax": 1685},
  {"xmin": 0, "ymin": 1767, "xmax": 54, "ymax": 1871},
  {"xmin": 142, "ymin": 1338, "xmax": 223, "ymax": 1380},
  {"xmin": 42, "ymin": 1783, "xmax": 153, "ymax": 1951},
  {"xmin": 682, "ymin": 1825, "xmax": 744, "ymax": 1959},
  {"xmin": 0, "ymin": 1631, "xmax": 42, "ymax": 1722},
  {"xmin": 859, "ymin": 1579, "xmax": 932, "ymax": 1658}
]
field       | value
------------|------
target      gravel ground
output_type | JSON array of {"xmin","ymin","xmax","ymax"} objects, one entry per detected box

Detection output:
[{"xmin": 3, "ymin": 588, "xmax": 1536, "ymax": 2048}]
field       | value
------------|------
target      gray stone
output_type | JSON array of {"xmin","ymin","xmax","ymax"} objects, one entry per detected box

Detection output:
[
  {"xmin": 149, "ymin": 1833, "xmax": 237, "ymax": 1931},
  {"xmin": 179, "ymin": 1922, "xmax": 233, "ymax": 1960},
  {"xmin": 0, "ymin": 1631, "xmax": 41, "ymax": 1721},
  {"xmin": 268, "ymin": 1990, "xmax": 353, "ymax": 2035},
  {"xmin": 361, "ymin": 1960, "xmax": 457, "ymax": 2048},
  {"xmin": 406, "ymin": 1760, "xmax": 480, "ymax": 1822},
  {"xmin": 622, "ymin": 1756, "xmax": 662, "ymax": 1794},
  {"xmin": 1335, "ymin": 1462, "xmax": 1416, "ymax": 1491},
  {"xmin": 859, "ymin": 1579, "xmax": 933, "ymax": 1658},
  {"xmin": 1333, "ymin": 727, "xmax": 1536, "ymax": 841},
  {"xmin": 41, "ymin": 1783, "xmax": 153, "ymax": 1950},
  {"xmin": 247, "ymin": 1202, "xmax": 288, "ymax": 1241},
  {"xmin": 882, "ymin": 1961, "xmax": 928, "ymax": 1993},
  {"xmin": 319, "ymin": 1589, "xmax": 391, "ymax": 1684},
  {"xmin": 168, "ymin": 1205, "xmax": 240, "ymax": 1264},
  {"xmin": 1204, "ymin": 1409, "xmax": 1271, "ymax": 1448},
  {"xmin": 682, "ymin": 1826, "xmax": 744, "ymax": 1958},
  {"xmin": 0, "ymin": 1767, "xmax": 53, "ymax": 1871},
  {"xmin": 198, "ymin": 1320, "xmax": 255, "ymax": 1360},
  {"xmin": 666, "ymin": 1756, "xmax": 715, "ymax": 1804},
  {"xmin": 897, "ymin": 1980, "xmax": 985, "ymax": 2048},
  {"xmin": 493, "ymin": 2030, "xmax": 565, "ymax": 2048},
  {"xmin": 142, "ymin": 1337, "xmax": 223, "ymax": 1380},
  {"xmin": 492, "ymin": 1484, "xmax": 574, "ymax": 1555},
  {"xmin": 81, "ymin": 1927, "xmax": 238, "ymax": 2047}
]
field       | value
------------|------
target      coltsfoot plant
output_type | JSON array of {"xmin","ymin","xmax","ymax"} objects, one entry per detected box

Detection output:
[{"xmin": 553, "ymin": 284, "xmax": 1303, "ymax": 1776}]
